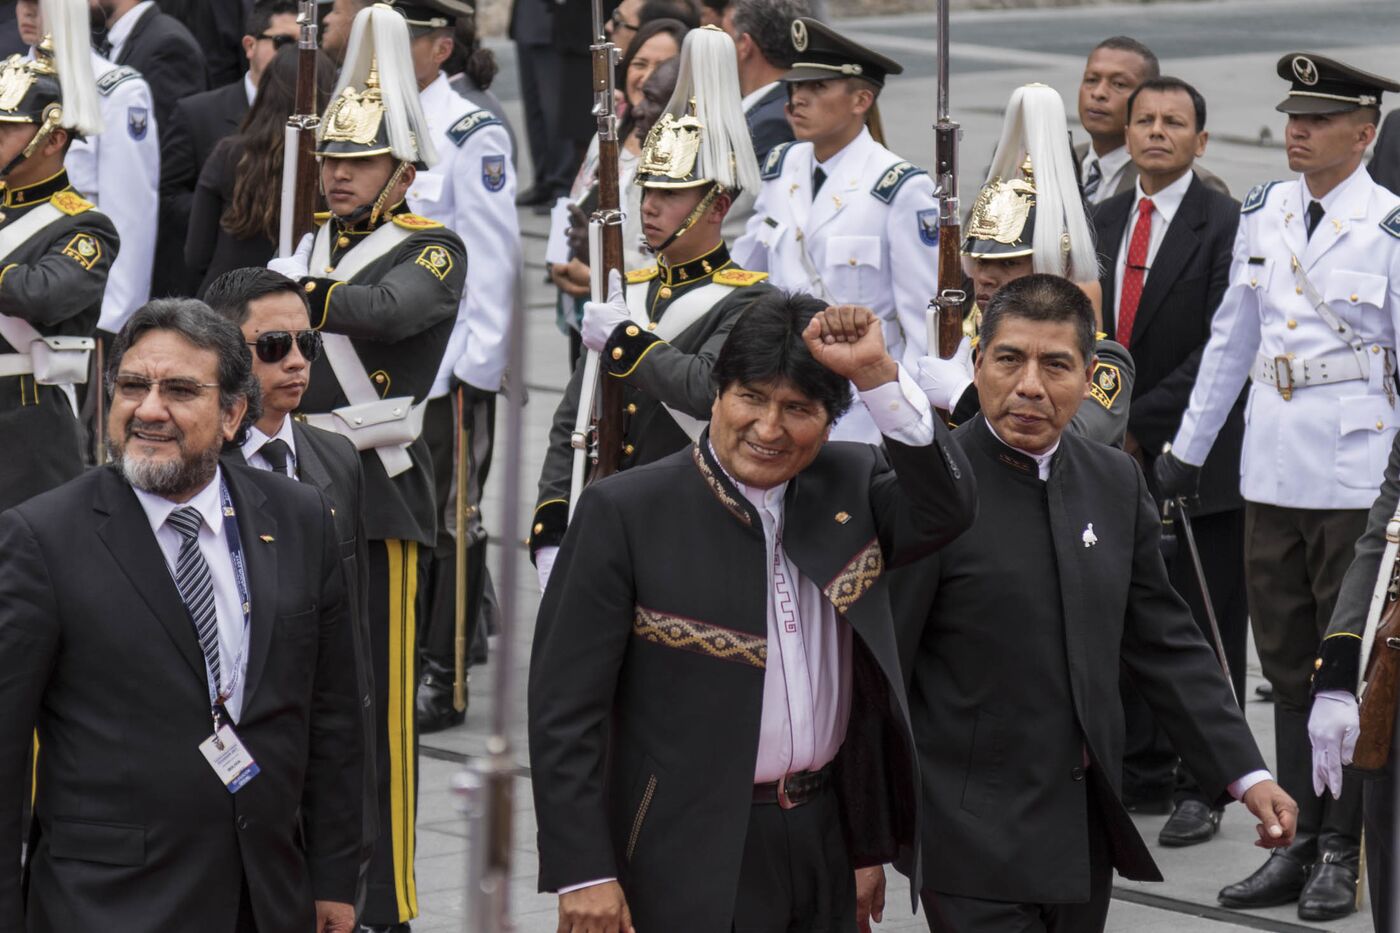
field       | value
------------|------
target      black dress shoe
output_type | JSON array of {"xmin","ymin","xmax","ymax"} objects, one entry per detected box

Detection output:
[
  {"xmin": 1255, "ymin": 682, "xmax": 1274, "ymax": 702},
  {"xmin": 1218, "ymin": 851, "xmax": 1308, "ymax": 908},
  {"xmin": 515, "ymin": 185, "xmax": 550, "ymax": 207},
  {"xmin": 1158, "ymin": 799, "xmax": 1221, "ymax": 847},
  {"xmin": 1297, "ymin": 858, "xmax": 1359, "ymax": 921},
  {"xmin": 416, "ymin": 667, "xmax": 465, "ymax": 734}
]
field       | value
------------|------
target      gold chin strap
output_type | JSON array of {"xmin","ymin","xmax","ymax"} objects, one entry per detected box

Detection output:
[
  {"xmin": 370, "ymin": 159, "xmax": 410, "ymax": 226},
  {"xmin": 647, "ymin": 183, "xmax": 725, "ymax": 256},
  {"xmin": 0, "ymin": 103, "xmax": 62, "ymax": 189}
]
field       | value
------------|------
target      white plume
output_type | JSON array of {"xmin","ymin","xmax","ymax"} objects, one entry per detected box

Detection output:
[
  {"xmin": 42, "ymin": 0, "xmax": 101, "ymax": 136},
  {"xmin": 662, "ymin": 26, "xmax": 759, "ymax": 193}
]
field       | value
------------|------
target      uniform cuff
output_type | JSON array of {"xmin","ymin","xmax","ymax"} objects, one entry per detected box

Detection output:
[
  {"xmin": 529, "ymin": 499, "xmax": 569, "ymax": 555},
  {"xmin": 1314, "ymin": 632, "xmax": 1362, "ymax": 694},
  {"xmin": 300, "ymin": 277, "xmax": 341, "ymax": 330},
  {"xmin": 1228, "ymin": 769, "xmax": 1273, "ymax": 800},
  {"xmin": 603, "ymin": 321, "xmax": 663, "ymax": 379}
]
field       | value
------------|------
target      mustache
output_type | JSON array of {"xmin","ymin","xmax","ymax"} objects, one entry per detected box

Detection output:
[{"xmin": 125, "ymin": 418, "xmax": 183, "ymax": 445}]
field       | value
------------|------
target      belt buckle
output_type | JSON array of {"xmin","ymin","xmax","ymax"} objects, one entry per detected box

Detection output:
[
  {"xmin": 1274, "ymin": 355, "xmax": 1294, "ymax": 401},
  {"xmin": 776, "ymin": 773, "xmax": 797, "ymax": 810}
]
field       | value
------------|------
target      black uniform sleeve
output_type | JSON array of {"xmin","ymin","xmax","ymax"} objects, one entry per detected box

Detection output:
[
  {"xmin": 0, "ymin": 212, "xmax": 119, "ymax": 326},
  {"xmin": 530, "ymin": 361, "xmax": 587, "ymax": 556},
  {"xmin": 871, "ymin": 420, "xmax": 978, "ymax": 569},
  {"xmin": 1068, "ymin": 339, "xmax": 1135, "ymax": 449}
]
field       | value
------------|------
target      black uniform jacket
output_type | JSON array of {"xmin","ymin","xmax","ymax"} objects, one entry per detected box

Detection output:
[
  {"xmin": 297, "ymin": 207, "xmax": 466, "ymax": 546},
  {"xmin": 530, "ymin": 244, "xmax": 771, "ymax": 553},
  {"xmin": 529, "ymin": 425, "xmax": 977, "ymax": 933},
  {"xmin": 0, "ymin": 463, "xmax": 363, "ymax": 932},
  {"xmin": 0, "ymin": 172, "xmax": 118, "ymax": 512},
  {"xmin": 1094, "ymin": 172, "xmax": 1245, "ymax": 515},
  {"xmin": 894, "ymin": 417, "xmax": 1264, "ymax": 904}
]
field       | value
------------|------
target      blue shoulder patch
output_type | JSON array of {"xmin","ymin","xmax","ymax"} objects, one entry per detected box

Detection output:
[
  {"xmin": 1241, "ymin": 180, "xmax": 1281, "ymax": 214},
  {"xmin": 871, "ymin": 161, "xmax": 928, "ymax": 204},
  {"xmin": 447, "ymin": 110, "xmax": 501, "ymax": 148},
  {"xmin": 760, "ymin": 141, "xmax": 793, "ymax": 181},
  {"xmin": 1382, "ymin": 206, "xmax": 1400, "ymax": 239},
  {"xmin": 96, "ymin": 65, "xmax": 142, "ymax": 96}
]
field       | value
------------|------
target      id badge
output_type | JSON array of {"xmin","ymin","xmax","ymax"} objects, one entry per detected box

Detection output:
[{"xmin": 199, "ymin": 724, "xmax": 261, "ymax": 793}]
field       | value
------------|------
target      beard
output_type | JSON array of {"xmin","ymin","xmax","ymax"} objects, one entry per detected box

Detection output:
[{"xmin": 110, "ymin": 419, "xmax": 222, "ymax": 499}]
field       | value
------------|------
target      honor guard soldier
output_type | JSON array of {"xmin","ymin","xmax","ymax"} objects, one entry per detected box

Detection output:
[
  {"xmin": 1157, "ymin": 53, "xmax": 1400, "ymax": 922},
  {"xmin": 732, "ymin": 16, "xmax": 938, "ymax": 440},
  {"xmin": 267, "ymin": 5, "xmax": 466, "ymax": 928},
  {"xmin": 385, "ymin": 0, "xmax": 522, "ymax": 733},
  {"xmin": 0, "ymin": 3, "xmax": 116, "ymax": 512},
  {"xmin": 529, "ymin": 26, "xmax": 772, "ymax": 591}
]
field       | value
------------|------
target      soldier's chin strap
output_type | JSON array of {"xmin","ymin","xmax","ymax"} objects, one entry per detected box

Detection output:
[
  {"xmin": 327, "ymin": 158, "xmax": 412, "ymax": 229},
  {"xmin": 641, "ymin": 182, "xmax": 726, "ymax": 257},
  {"xmin": 0, "ymin": 105, "xmax": 62, "ymax": 189}
]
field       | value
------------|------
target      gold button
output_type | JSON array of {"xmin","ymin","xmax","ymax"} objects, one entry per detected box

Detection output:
[
  {"xmin": 533, "ymin": 522, "xmax": 544, "ymax": 535},
  {"xmin": 374, "ymin": 373, "xmax": 386, "ymax": 383},
  {"xmin": 626, "ymin": 403, "xmax": 637, "ymax": 414},
  {"xmin": 647, "ymin": 322, "xmax": 658, "ymax": 331},
  {"xmin": 1287, "ymin": 319, "xmax": 1297, "ymax": 329},
  {"xmin": 611, "ymin": 347, "xmax": 623, "ymax": 360},
  {"xmin": 324, "ymin": 265, "xmax": 335, "ymax": 273},
  {"xmin": 304, "ymin": 282, "xmax": 316, "ymax": 293},
  {"xmin": 1250, "ymin": 277, "xmax": 1258, "ymax": 287},
  {"xmin": 1379, "ymin": 421, "xmax": 1386, "ymax": 431},
  {"xmin": 1314, "ymin": 658, "xmax": 1323, "ymax": 670},
  {"xmin": 624, "ymin": 444, "xmax": 635, "ymax": 456},
  {"xmin": 1375, "ymin": 345, "xmax": 1383, "ymax": 354},
  {"xmin": 1295, "ymin": 286, "xmax": 1303, "ymax": 295},
  {"xmin": 626, "ymin": 325, "xmax": 640, "ymax": 337},
  {"xmin": 848, "ymin": 258, "xmax": 857, "ymax": 266},
  {"xmin": 337, "ymin": 235, "xmax": 350, "ymax": 248},
  {"xmin": 1351, "ymin": 293, "xmax": 1360, "ymax": 302},
  {"xmin": 658, "ymin": 286, "xmax": 673, "ymax": 299}
]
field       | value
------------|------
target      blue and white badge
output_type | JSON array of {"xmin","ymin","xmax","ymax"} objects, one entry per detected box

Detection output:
[
  {"xmin": 127, "ymin": 106, "xmax": 148, "ymax": 141},
  {"xmin": 199, "ymin": 724, "xmax": 261, "ymax": 793},
  {"xmin": 481, "ymin": 154, "xmax": 506, "ymax": 192},
  {"xmin": 917, "ymin": 208, "xmax": 939, "ymax": 247}
]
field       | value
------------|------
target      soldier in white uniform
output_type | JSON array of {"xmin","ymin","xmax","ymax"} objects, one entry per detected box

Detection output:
[
  {"xmin": 389, "ymin": 0, "xmax": 522, "ymax": 732},
  {"xmin": 1156, "ymin": 53, "xmax": 1400, "ymax": 923},
  {"xmin": 732, "ymin": 17, "xmax": 938, "ymax": 440}
]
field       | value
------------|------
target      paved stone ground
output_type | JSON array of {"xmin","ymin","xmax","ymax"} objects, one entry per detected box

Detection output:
[{"xmin": 410, "ymin": 1, "xmax": 1398, "ymax": 928}]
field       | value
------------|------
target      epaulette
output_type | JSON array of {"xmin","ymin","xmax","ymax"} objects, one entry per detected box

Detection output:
[
  {"xmin": 760, "ymin": 142, "xmax": 793, "ymax": 181},
  {"xmin": 391, "ymin": 213, "xmax": 443, "ymax": 230},
  {"xmin": 96, "ymin": 65, "xmax": 142, "ymax": 96},
  {"xmin": 626, "ymin": 266, "xmax": 658, "ymax": 284},
  {"xmin": 1088, "ymin": 359, "xmax": 1123, "ymax": 410},
  {"xmin": 50, "ymin": 190, "xmax": 93, "ymax": 216},
  {"xmin": 1381, "ymin": 205, "xmax": 1400, "ymax": 239},
  {"xmin": 447, "ymin": 110, "xmax": 501, "ymax": 147},
  {"xmin": 714, "ymin": 269, "xmax": 768, "ymax": 287},
  {"xmin": 871, "ymin": 161, "xmax": 928, "ymax": 205},
  {"xmin": 313, "ymin": 211, "xmax": 331, "ymax": 228},
  {"xmin": 1241, "ymin": 180, "xmax": 1281, "ymax": 214}
]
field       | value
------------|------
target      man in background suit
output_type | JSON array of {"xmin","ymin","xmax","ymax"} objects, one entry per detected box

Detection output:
[
  {"xmin": 0, "ymin": 299, "xmax": 362, "ymax": 932},
  {"xmin": 723, "ymin": 0, "xmax": 805, "ymax": 165},
  {"xmin": 95, "ymin": 0, "xmax": 207, "ymax": 128},
  {"xmin": 1369, "ymin": 108, "xmax": 1400, "ymax": 195},
  {"xmin": 1092, "ymin": 76, "xmax": 1248, "ymax": 847},
  {"xmin": 157, "ymin": 0, "xmax": 249, "ymax": 88}
]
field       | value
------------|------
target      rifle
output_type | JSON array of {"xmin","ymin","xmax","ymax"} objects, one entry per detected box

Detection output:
[
  {"xmin": 569, "ymin": 0, "xmax": 627, "ymax": 510},
  {"xmin": 278, "ymin": 0, "xmax": 320, "ymax": 256},
  {"xmin": 453, "ymin": 385, "xmax": 469, "ymax": 713},
  {"xmin": 925, "ymin": 0, "xmax": 965, "ymax": 366},
  {"xmin": 1354, "ymin": 504, "xmax": 1400, "ymax": 771}
]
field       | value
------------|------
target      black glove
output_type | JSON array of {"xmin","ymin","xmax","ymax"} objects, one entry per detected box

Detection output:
[{"xmin": 1153, "ymin": 447, "xmax": 1202, "ymax": 501}]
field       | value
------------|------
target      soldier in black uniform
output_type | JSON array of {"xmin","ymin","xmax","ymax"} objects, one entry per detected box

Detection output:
[
  {"xmin": 0, "ymin": 23, "xmax": 116, "ymax": 512},
  {"xmin": 529, "ymin": 26, "xmax": 771, "ymax": 589},
  {"xmin": 266, "ymin": 7, "xmax": 465, "ymax": 929}
]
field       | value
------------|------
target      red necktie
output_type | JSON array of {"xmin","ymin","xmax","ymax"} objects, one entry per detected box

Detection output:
[{"xmin": 1117, "ymin": 198, "xmax": 1154, "ymax": 346}]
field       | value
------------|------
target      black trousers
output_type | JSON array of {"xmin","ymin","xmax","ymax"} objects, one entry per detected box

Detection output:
[
  {"xmin": 1362, "ymin": 707, "xmax": 1400, "ymax": 931},
  {"xmin": 731, "ymin": 787, "xmax": 855, "ymax": 933},
  {"xmin": 514, "ymin": 42, "xmax": 591, "ymax": 196},
  {"xmin": 1120, "ymin": 508, "xmax": 1248, "ymax": 803}
]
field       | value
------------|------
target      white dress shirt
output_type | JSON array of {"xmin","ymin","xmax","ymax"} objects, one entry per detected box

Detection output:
[
  {"xmin": 106, "ymin": 0, "xmax": 155, "ymax": 61},
  {"xmin": 1112, "ymin": 169, "xmax": 1195, "ymax": 320},
  {"xmin": 1082, "ymin": 144, "xmax": 1132, "ymax": 205},
  {"xmin": 131, "ymin": 467, "xmax": 250, "ymax": 722},
  {"xmin": 243, "ymin": 72, "xmax": 257, "ymax": 107},
  {"xmin": 241, "ymin": 417, "xmax": 298, "ymax": 477},
  {"xmin": 741, "ymin": 81, "xmax": 780, "ymax": 114}
]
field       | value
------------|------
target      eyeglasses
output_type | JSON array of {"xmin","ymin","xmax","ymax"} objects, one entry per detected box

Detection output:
[
  {"xmin": 257, "ymin": 33, "xmax": 297, "ymax": 50},
  {"xmin": 247, "ymin": 330, "xmax": 322, "ymax": 363},
  {"xmin": 113, "ymin": 375, "xmax": 219, "ymax": 404},
  {"xmin": 609, "ymin": 9, "xmax": 639, "ymax": 30}
]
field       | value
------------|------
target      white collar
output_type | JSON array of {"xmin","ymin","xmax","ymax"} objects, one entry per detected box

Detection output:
[
  {"xmin": 107, "ymin": 1, "xmax": 155, "ymax": 52},
  {"xmin": 422, "ymin": 71, "xmax": 452, "ymax": 110},
  {"xmin": 1302, "ymin": 160, "xmax": 1369, "ymax": 213},
  {"xmin": 244, "ymin": 72, "xmax": 257, "ymax": 107},
  {"xmin": 986, "ymin": 421, "xmax": 1059, "ymax": 481},
  {"xmin": 708, "ymin": 441, "xmax": 790, "ymax": 515},
  {"xmin": 241, "ymin": 416, "xmax": 297, "ymax": 463},
  {"xmin": 130, "ymin": 465, "xmax": 226, "ymax": 539},
  {"xmin": 1085, "ymin": 143, "xmax": 1131, "ymax": 175},
  {"xmin": 1132, "ymin": 168, "xmax": 1193, "ymax": 224},
  {"xmin": 741, "ymin": 81, "xmax": 780, "ymax": 114},
  {"xmin": 813, "ymin": 126, "xmax": 872, "ymax": 175}
]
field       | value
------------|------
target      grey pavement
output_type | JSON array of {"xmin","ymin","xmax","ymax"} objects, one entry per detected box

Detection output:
[{"xmin": 412, "ymin": 1, "xmax": 1392, "ymax": 928}]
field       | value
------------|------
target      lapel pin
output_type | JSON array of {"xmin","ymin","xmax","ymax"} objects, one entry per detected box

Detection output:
[
  {"xmin": 223, "ymin": 506, "xmax": 235, "ymax": 517},
  {"xmin": 1082, "ymin": 523, "xmax": 1098, "ymax": 548},
  {"xmin": 259, "ymin": 534, "xmax": 275, "ymax": 543},
  {"xmin": 835, "ymin": 511, "xmax": 851, "ymax": 525},
  {"xmin": 1332, "ymin": 219, "xmax": 1344, "ymax": 233},
  {"xmin": 1284, "ymin": 212, "xmax": 1293, "ymax": 225}
]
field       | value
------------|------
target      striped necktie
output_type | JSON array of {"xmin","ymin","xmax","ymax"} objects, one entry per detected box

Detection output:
[
  {"xmin": 167, "ymin": 506, "xmax": 222, "ymax": 696},
  {"xmin": 1083, "ymin": 160, "xmax": 1102, "ymax": 200}
]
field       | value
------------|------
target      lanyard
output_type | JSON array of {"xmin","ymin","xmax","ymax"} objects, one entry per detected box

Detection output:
[{"xmin": 205, "ymin": 480, "xmax": 252, "ymax": 724}]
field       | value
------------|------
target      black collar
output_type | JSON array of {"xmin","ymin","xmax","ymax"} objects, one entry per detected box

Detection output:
[
  {"xmin": 3, "ymin": 169, "xmax": 71, "ymax": 208},
  {"xmin": 332, "ymin": 200, "xmax": 408, "ymax": 236},
  {"xmin": 968, "ymin": 415, "xmax": 1047, "ymax": 481},
  {"xmin": 690, "ymin": 430, "xmax": 762, "ymax": 532},
  {"xmin": 656, "ymin": 242, "xmax": 730, "ymax": 287}
]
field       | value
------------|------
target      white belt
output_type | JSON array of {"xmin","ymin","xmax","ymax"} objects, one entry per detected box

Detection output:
[
  {"xmin": 0, "ymin": 352, "xmax": 32, "ymax": 377},
  {"xmin": 1252, "ymin": 348, "xmax": 1392, "ymax": 400}
]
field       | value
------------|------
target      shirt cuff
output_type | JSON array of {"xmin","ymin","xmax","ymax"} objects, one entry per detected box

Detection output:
[
  {"xmin": 1228, "ymin": 769, "xmax": 1273, "ymax": 800},
  {"xmin": 559, "ymin": 877, "xmax": 616, "ymax": 894},
  {"xmin": 859, "ymin": 365, "xmax": 935, "ymax": 446}
]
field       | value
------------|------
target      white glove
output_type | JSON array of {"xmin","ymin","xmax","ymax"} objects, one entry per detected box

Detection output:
[
  {"xmin": 1308, "ymin": 689, "xmax": 1360, "ymax": 799},
  {"xmin": 536, "ymin": 545, "xmax": 560, "ymax": 594},
  {"xmin": 268, "ymin": 232, "xmax": 313, "ymax": 280},
  {"xmin": 914, "ymin": 337, "xmax": 974, "ymax": 410},
  {"xmin": 581, "ymin": 269, "xmax": 632, "ymax": 353}
]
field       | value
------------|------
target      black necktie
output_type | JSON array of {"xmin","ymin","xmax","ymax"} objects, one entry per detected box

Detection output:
[
  {"xmin": 93, "ymin": 31, "xmax": 112, "ymax": 59},
  {"xmin": 1306, "ymin": 200, "xmax": 1326, "ymax": 240},
  {"xmin": 812, "ymin": 166, "xmax": 826, "ymax": 194},
  {"xmin": 1083, "ymin": 160, "xmax": 1102, "ymax": 200},
  {"xmin": 260, "ymin": 438, "xmax": 293, "ymax": 477}
]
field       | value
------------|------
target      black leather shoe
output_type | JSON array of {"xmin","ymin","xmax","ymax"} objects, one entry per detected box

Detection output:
[
  {"xmin": 1158, "ymin": 800, "xmax": 1221, "ymax": 847},
  {"xmin": 1297, "ymin": 858, "xmax": 1359, "ymax": 921},
  {"xmin": 416, "ymin": 666, "xmax": 465, "ymax": 734},
  {"xmin": 1218, "ymin": 851, "xmax": 1308, "ymax": 908},
  {"xmin": 515, "ymin": 185, "xmax": 550, "ymax": 207}
]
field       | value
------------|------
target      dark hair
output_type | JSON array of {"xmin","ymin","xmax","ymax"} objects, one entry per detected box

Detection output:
[
  {"xmin": 444, "ymin": 12, "xmax": 497, "ymax": 90},
  {"xmin": 631, "ymin": 56, "xmax": 682, "ymax": 142},
  {"xmin": 1126, "ymin": 75, "xmax": 1207, "ymax": 131},
  {"xmin": 245, "ymin": 0, "xmax": 299, "ymax": 39},
  {"xmin": 107, "ymin": 299, "xmax": 263, "ymax": 443},
  {"xmin": 699, "ymin": 0, "xmax": 727, "ymax": 13},
  {"xmin": 728, "ymin": 0, "xmax": 811, "ymax": 69},
  {"xmin": 640, "ymin": 0, "xmax": 700, "ymax": 30},
  {"xmin": 980, "ymin": 274, "xmax": 1096, "ymax": 364},
  {"xmin": 711, "ymin": 291, "xmax": 852, "ymax": 422},
  {"xmin": 222, "ymin": 44, "xmax": 337, "ymax": 241},
  {"xmin": 619, "ymin": 18, "xmax": 687, "ymax": 135},
  {"xmin": 1091, "ymin": 36, "xmax": 1160, "ymax": 80},
  {"xmin": 204, "ymin": 268, "xmax": 309, "ymax": 326}
]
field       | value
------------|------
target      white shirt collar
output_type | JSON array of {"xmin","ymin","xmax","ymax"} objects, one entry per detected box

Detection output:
[
  {"xmin": 1303, "ymin": 160, "xmax": 1370, "ymax": 213},
  {"xmin": 986, "ymin": 421, "xmax": 1059, "ymax": 481},
  {"xmin": 107, "ymin": 1, "xmax": 155, "ymax": 57},
  {"xmin": 1085, "ymin": 143, "xmax": 1131, "ymax": 175},
  {"xmin": 241, "ymin": 417, "xmax": 297, "ymax": 467},
  {"xmin": 130, "ymin": 465, "xmax": 226, "ymax": 540},
  {"xmin": 244, "ymin": 72, "xmax": 257, "ymax": 106},
  {"xmin": 708, "ymin": 441, "xmax": 789, "ymax": 516},
  {"xmin": 421, "ymin": 71, "xmax": 452, "ymax": 111},
  {"xmin": 741, "ymin": 81, "xmax": 780, "ymax": 114},
  {"xmin": 813, "ymin": 126, "xmax": 871, "ymax": 175},
  {"xmin": 1132, "ymin": 167, "xmax": 1193, "ymax": 225}
]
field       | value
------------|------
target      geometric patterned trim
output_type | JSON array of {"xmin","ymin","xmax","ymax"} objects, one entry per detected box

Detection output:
[
  {"xmin": 633, "ymin": 605, "xmax": 766, "ymax": 670},
  {"xmin": 823, "ymin": 537, "xmax": 883, "ymax": 612},
  {"xmin": 691, "ymin": 444, "xmax": 753, "ymax": 527}
]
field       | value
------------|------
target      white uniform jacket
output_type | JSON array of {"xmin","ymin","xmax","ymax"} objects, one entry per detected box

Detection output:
[
  {"xmin": 409, "ymin": 72, "xmax": 521, "ymax": 397},
  {"xmin": 66, "ymin": 52, "xmax": 159, "ymax": 335},
  {"xmin": 1174, "ymin": 164, "xmax": 1400, "ymax": 509},
  {"xmin": 732, "ymin": 127, "xmax": 939, "ymax": 368}
]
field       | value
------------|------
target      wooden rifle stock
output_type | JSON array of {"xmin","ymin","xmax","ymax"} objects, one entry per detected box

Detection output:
[
  {"xmin": 929, "ymin": 0, "xmax": 965, "ymax": 363},
  {"xmin": 289, "ymin": 1, "xmax": 320, "ymax": 246},
  {"xmin": 1356, "ymin": 567, "xmax": 1400, "ymax": 771}
]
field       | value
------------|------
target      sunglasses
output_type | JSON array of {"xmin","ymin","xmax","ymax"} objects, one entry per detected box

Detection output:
[
  {"xmin": 258, "ymin": 33, "xmax": 297, "ymax": 50},
  {"xmin": 609, "ymin": 9, "xmax": 639, "ymax": 30},
  {"xmin": 247, "ymin": 330, "xmax": 322, "ymax": 364}
]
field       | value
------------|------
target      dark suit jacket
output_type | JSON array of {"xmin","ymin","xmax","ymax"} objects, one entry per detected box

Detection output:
[
  {"xmin": 186, "ymin": 137, "xmax": 276, "ymax": 296},
  {"xmin": 529, "ymin": 428, "xmax": 976, "ymax": 933},
  {"xmin": 746, "ymin": 83, "xmax": 792, "ymax": 167},
  {"xmin": 1370, "ymin": 109, "xmax": 1400, "ymax": 197},
  {"xmin": 894, "ymin": 417, "xmax": 1264, "ymax": 904},
  {"xmin": 1093, "ymin": 172, "xmax": 1245, "ymax": 514},
  {"xmin": 0, "ymin": 464, "xmax": 362, "ymax": 932},
  {"xmin": 114, "ymin": 7, "xmax": 208, "ymax": 131},
  {"xmin": 156, "ymin": 0, "xmax": 246, "ymax": 88}
]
